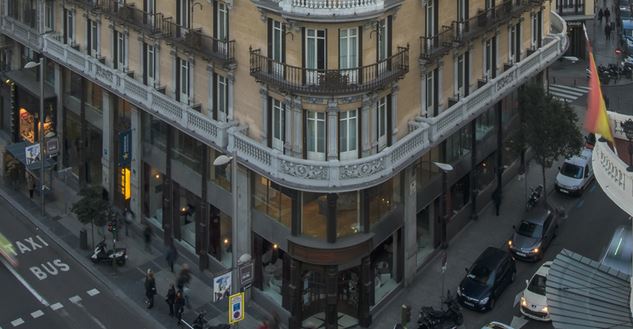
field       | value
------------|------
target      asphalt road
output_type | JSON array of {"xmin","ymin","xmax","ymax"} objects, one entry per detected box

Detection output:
[
  {"xmin": 0, "ymin": 196, "xmax": 156, "ymax": 329},
  {"xmin": 460, "ymin": 180, "xmax": 629, "ymax": 329}
]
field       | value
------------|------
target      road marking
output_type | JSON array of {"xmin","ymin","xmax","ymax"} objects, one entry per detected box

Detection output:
[
  {"xmin": 590, "ymin": 184, "xmax": 597, "ymax": 193},
  {"xmin": 69, "ymin": 295, "xmax": 82, "ymax": 303},
  {"xmin": 510, "ymin": 316, "xmax": 529, "ymax": 329},
  {"xmin": 72, "ymin": 299, "xmax": 107, "ymax": 329},
  {"xmin": 87, "ymin": 288, "xmax": 100, "ymax": 297},
  {"xmin": 513, "ymin": 291, "xmax": 523, "ymax": 307},
  {"xmin": 0, "ymin": 258, "xmax": 49, "ymax": 307},
  {"xmin": 30, "ymin": 310, "xmax": 44, "ymax": 319},
  {"xmin": 10, "ymin": 318, "xmax": 24, "ymax": 327},
  {"xmin": 576, "ymin": 199, "xmax": 585, "ymax": 208},
  {"xmin": 50, "ymin": 303, "xmax": 63, "ymax": 311}
]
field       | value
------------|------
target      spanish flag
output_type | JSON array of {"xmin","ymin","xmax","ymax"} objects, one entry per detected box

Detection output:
[{"xmin": 584, "ymin": 51, "xmax": 614, "ymax": 142}]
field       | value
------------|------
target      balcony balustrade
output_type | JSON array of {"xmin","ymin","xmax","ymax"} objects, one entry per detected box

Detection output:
[
  {"xmin": 455, "ymin": 0, "xmax": 531, "ymax": 43},
  {"xmin": 66, "ymin": 0, "xmax": 101, "ymax": 10},
  {"xmin": 101, "ymin": 0, "xmax": 163, "ymax": 34},
  {"xmin": 420, "ymin": 25, "xmax": 456, "ymax": 62},
  {"xmin": 592, "ymin": 135, "xmax": 633, "ymax": 217},
  {"xmin": 249, "ymin": 46, "xmax": 409, "ymax": 95},
  {"xmin": 0, "ymin": 16, "xmax": 41, "ymax": 51},
  {"xmin": 160, "ymin": 18, "xmax": 235, "ymax": 65},
  {"xmin": 234, "ymin": 12, "xmax": 568, "ymax": 192},
  {"xmin": 255, "ymin": 0, "xmax": 401, "ymax": 19}
]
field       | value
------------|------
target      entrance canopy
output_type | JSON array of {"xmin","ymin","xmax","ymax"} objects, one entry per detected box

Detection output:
[{"xmin": 6, "ymin": 141, "xmax": 56, "ymax": 172}]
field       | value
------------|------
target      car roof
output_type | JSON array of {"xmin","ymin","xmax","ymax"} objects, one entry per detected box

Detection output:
[
  {"xmin": 601, "ymin": 226, "xmax": 633, "ymax": 276},
  {"xmin": 623, "ymin": 20, "xmax": 633, "ymax": 29},
  {"xmin": 533, "ymin": 261, "xmax": 553, "ymax": 277},
  {"xmin": 564, "ymin": 148, "xmax": 592, "ymax": 167},
  {"xmin": 475, "ymin": 247, "xmax": 509, "ymax": 269},
  {"xmin": 522, "ymin": 207, "xmax": 552, "ymax": 225}
]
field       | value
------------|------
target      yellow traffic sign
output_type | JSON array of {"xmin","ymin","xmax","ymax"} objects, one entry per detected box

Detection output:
[{"xmin": 228, "ymin": 292, "xmax": 245, "ymax": 324}]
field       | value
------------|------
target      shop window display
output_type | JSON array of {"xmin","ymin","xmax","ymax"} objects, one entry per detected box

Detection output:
[
  {"xmin": 416, "ymin": 206, "xmax": 433, "ymax": 267},
  {"xmin": 144, "ymin": 165, "xmax": 164, "ymax": 227},
  {"xmin": 178, "ymin": 188, "xmax": 199, "ymax": 247},
  {"xmin": 368, "ymin": 175, "xmax": 402, "ymax": 227},
  {"xmin": 372, "ymin": 236, "xmax": 397, "ymax": 304},
  {"xmin": 253, "ymin": 175, "xmax": 291, "ymax": 227},
  {"xmin": 302, "ymin": 192, "xmax": 328, "ymax": 239},
  {"xmin": 445, "ymin": 126, "xmax": 472, "ymax": 164},
  {"xmin": 336, "ymin": 191, "xmax": 360, "ymax": 238},
  {"xmin": 476, "ymin": 153, "xmax": 496, "ymax": 190},
  {"xmin": 260, "ymin": 240, "xmax": 284, "ymax": 305}
]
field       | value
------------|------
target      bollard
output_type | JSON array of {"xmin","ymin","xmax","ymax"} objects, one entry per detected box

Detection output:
[{"xmin": 401, "ymin": 304, "xmax": 411, "ymax": 327}]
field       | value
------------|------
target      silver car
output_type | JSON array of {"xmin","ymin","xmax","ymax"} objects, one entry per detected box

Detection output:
[{"xmin": 507, "ymin": 208, "xmax": 558, "ymax": 261}]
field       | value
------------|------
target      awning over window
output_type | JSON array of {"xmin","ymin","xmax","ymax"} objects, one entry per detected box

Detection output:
[{"xmin": 546, "ymin": 249, "xmax": 633, "ymax": 329}]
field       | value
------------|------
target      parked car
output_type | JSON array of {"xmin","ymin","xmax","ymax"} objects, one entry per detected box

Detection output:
[
  {"xmin": 457, "ymin": 247, "xmax": 516, "ymax": 311},
  {"xmin": 600, "ymin": 225, "xmax": 633, "ymax": 276},
  {"xmin": 555, "ymin": 147, "xmax": 593, "ymax": 196},
  {"xmin": 620, "ymin": 19, "xmax": 633, "ymax": 54},
  {"xmin": 520, "ymin": 261, "xmax": 552, "ymax": 321},
  {"xmin": 481, "ymin": 322, "xmax": 515, "ymax": 329},
  {"xmin": 507, "ymin": 208, "xmax": 558, "ymax": 261}
]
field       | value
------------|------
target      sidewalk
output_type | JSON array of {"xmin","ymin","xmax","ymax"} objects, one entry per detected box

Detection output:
[{"xmin": 0, "ymin": 176, "xmax": 269, "ymax": 329}]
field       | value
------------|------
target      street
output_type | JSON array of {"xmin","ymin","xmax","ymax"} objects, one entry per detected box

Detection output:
[
  {"xmin": 461, "ymin": 181, "xmax": 629, "ymax": 329},
  {"xmin": 0, "ymin": 196, "xmax": 157, "ymax": 329}
]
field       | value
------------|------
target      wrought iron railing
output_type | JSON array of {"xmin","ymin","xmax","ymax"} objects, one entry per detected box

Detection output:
[
  {"xmin": 65, "ymin": 0, "xmax": 101, "ymax": 10},
  {"xmin": 454, "ymin": 0, "xmax": 531, "ymax": 43},
  {"xmin": 420, "ymin": 25, "xmax": 456, "ymax": 61},
  {"xmin": 101, "ymin": 0, "xmax": 163, "ymax": 34},
  {"xmin": 160, "ymin": 18, "xmax": 235, "ymax": 65},
  {"xmin": 249, "ymin": 46, "xmax": 409, "ymax": 95}
]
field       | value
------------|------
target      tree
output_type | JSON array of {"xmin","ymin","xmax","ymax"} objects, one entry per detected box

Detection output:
[
  {"xmin": 516, "ymin": 83, "xmax": 584, "ymax": 196},
  {"xmin": 71, "ymin": 186, "xmax": 110, "ymax": 248}
]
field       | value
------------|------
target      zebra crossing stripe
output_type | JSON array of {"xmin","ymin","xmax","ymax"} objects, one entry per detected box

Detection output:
[
  {"xmin": 30, "ymin": 310, "xmax": 44, "ymax": 319},
  {"xmin": 50, "ymin": 302, "xmax": 63, "ymax": 311},
  {"xmin": 10, "ymin": 318, "xmax": 23, "ymax": 327},
  {"xmin": 69, "ymin": 295, "xmax": 82, "ymax": 303},
  {"xmin": 87, "ymin": 288, "xmax": 100, "ymax": 297},
  {"xmin": 551, "ymin": 84, "xmax": 590, "ymax": 92}
]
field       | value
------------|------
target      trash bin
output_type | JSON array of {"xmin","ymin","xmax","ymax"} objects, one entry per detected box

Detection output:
[{"xmin": 80, "ymin": 228, "xmax": 88, "ymax": 250}]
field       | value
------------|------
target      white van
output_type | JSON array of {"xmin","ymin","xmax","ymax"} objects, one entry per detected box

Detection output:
[{"xmin": 555, "ymin": 147, "xmax": 593, "ymax": 195}]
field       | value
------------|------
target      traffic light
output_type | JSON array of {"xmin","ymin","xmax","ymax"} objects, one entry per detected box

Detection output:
[{"xmin": 111, "ymin": 219, "xmax": 118, "ymax": 232}]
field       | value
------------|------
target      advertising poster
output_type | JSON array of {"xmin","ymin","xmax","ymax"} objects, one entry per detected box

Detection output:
[{"xmin": 213, "ymin": 271, "xmax": 232, "ymax": 302}]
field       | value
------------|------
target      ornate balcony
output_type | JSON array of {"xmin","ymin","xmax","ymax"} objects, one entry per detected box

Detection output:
[
  {"xmin": 101, "ymin": 0, "xmax": 163, "ymax": 35},
  {"xmin": 420, "ymin": 25, "xmax": 457, "ymax": 64},
  {"xmin": 593, "ymin": 112, "xmax": 633, "ymax": 217},
  {"xmin": 455, "ymin": 0, "xmax": 532, "ymax": 44},
  {"xmin": 0, "ymin": 15, "xmax": 41, "ymax": 51},
  {"xmin": 252, "ymin": 0, "xmax": 403, "ymax": 21},
  {"xmin": 249, "ymin": 46, "xmax": 409, "ymax": 95},
  {"xmin": 66, "ymin": 0, "xmax": 101, "ymax": 11},
  {"xmin": 160, "ymin": 18, "xmax": 235, "ymax": 66},
  {"xmin": 42, "ymin": 34, "xmax": 232, "ymax": 149},
  {"xmin": 233, "ymin": 12, "xmax": 568, "ymax": 192}
]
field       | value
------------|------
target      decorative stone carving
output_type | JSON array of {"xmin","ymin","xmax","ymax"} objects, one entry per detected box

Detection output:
[
  {"xmin": 495, "ymin": 73, "xmax": 514, "ymax": 90},
  {"xmin": 340, "ymin": 159, "xmax": 385, "ymax": 180},
  {"xmin": 280, "ymin": 161, "xmax": 329, "ymax": 180}
]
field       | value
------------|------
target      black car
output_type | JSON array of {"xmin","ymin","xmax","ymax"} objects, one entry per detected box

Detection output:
[
  {"xmin": 507, "ymin": 207, "xmax": 558, "ymax": 261},
  {"xmin": 456, "ymin": 247, "xmax": 516, "ymax": 312}
]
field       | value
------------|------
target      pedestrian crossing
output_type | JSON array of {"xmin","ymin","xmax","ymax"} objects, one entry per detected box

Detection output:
[{"xmin": 548, "ymin": 84, "xmax": 591, "ymax": 103}]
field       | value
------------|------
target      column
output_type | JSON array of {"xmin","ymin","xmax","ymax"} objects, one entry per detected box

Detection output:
[
  {"xmin": 189, "ymin": 56, "xmax": 195, "ymax": 104},
  {"xmin": 292, "ymin": 97, "xmax": 302, "ymax": 157},
  {"xmin": 326, "ymin": 193, "xmax": 337, "ymax": 243},
  {"xmin": 361, "ymin": 95, "xmax": 371, "ymax": 157},
  {"xmin": 403, "ymin": 166, "xmax": 418, "ymax": 285},
  {"xmin": 325, "ymin": 265, "xmax": 338, "ymax": 329},
  {"xmin": 101, "ymin": 91, "xmax": 115, "ymax": 198},
  {"xmin": 227, "ymin": 71, "xmax": 235, "ymax": 121},
  {"xmin": 358, "ymin": 256, "xmax": 372, "ymax": 327},
  {"xmin": 79, "ymin": 77, "xmax": 87, "ymax": 188},
  {"xmin": 390, "ymin": 85, "xmax": 399, "ymax": 144},
  {"xmin": 54, "ymin": 63, "xmax": 64, "ymax": 167},
  {"xmin": 162, "ymin": 126, "xmax": 173, "ymax": 244},
  {"xmin": 170, "ymin": 50, "xmax": 177, "ymax": 97},
  {"xmin": 207, "ymin": 64, "xmax": 214, "ymax": 118},
  {"xmin": 495, "ymin": 101, "xmax": 503, "ymax": 196},
  {"xmin": 130, "ymin": 106, "xmax": 142, "ymax": 224},
  {"xmin": 327, "ymin": 102, "xmax": 337, "ymax": 160},
  {"xmin": 234, "ymin": 163, "xmax": 251, "ymax": 266},
  {"xmin": 259, "ymin": 86, "xmax": 268, "ymax": 141},
  {"xmin": 470, "ymin": 120, "xmax": 478, "ymax": 220},
  {"xmin": 288, "ymin": 258, "xmax": 303, "ymax": 329},
  {"xmin": 198, "ymin": 148, "xmax": 210, "ymax": 270},
  {"xmin": 284, "ymin": 96, "xmax": 293, "ymax": 155}
]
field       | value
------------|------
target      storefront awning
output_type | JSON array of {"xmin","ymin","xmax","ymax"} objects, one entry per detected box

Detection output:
[
  {"xmin": 4, "ymin": 69, "xmax": 56, "ymax": 100},
  {"xmin": 6, "ymin": 141, "xmax": 56, "ymax": 172},
  {"xmin": 546, "ymin": 249, "xmax": 633, "ymax": 329}
]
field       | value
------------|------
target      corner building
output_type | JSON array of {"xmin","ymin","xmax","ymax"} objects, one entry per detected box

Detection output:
[{"xmin": 0, "ymin": 0, "xmax": 568, "ymax": 327}]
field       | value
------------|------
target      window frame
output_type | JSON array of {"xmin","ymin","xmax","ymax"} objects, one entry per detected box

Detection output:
[
  {"xmin": 377, "ymin": 96, "xmax": 388, "ymax": 150},
  {"xmin": 306, "ymin": 111, "xmax": 326, "ymax": 160},
  {"xmin": 271, "ymin": 98, "xmax": 285, "ymax": 152},
  {"xmin": 339, "ymin": 109, "xmax": 358, "ymax": 160}
]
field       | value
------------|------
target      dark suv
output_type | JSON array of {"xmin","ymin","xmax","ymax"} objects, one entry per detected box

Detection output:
[
  {"xmin": 507, "ymin": 207, "xmax": 558, "ymax": 261},
  {"xmin": 457, "ymin": 247, "xmax": 516, "ymax": 311}
]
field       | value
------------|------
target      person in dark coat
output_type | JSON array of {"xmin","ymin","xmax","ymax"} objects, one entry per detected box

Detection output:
[
  {"xmin": 165, "ymin": 284, "xmax": 176, "ymax": 316},
  {"xmin": 166, "ymin": 243, "xmax": 178, "ymax": 273},
  {"xmin": 143, "ymin": 223, "xmax": 152, "ymax": 253},
  {"xmin": 176, "ymin": 264, "xmax": 191, "ymax": 291},
  {"xmin": 174, "ymin": 290, "xmax": 185, "ymax": 325},
  {"xmin": 598, "ymin": 8, "xmax": 604, "ymax": 23},
  {"xmin": 605, "ymin": 23, "xmax": 611, "ymax": 41},
  {"xmin": 144, "ymin": 269, "xmax": 157, "ymax": 309},
  {"xmin": 492, "ymin": 188, "xmax": 502, "ymax": 216},
  {"xmin": 605, "ymin": 7, "xmax": 611, "ymax": 22}
]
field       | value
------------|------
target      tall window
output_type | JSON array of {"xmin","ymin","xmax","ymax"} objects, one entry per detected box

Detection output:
[
  {"xmin": 215, "ymin": 1, "xmax": 229, "ymax": 55},
  {"xmin": 177, "ymin": 0, "xmax": 190, "ymax": 28},
  {"xmin": 177, "ymin": 57, "xmax": 191, "ymax": 104},
  {"xmin": 268, "ymin": 19, "xmax": 285, "ymax": 77},
  {"xmin": 425, "ymin": 69, "xmax": 438, "ymax": 116},
  {"xmin": 377, "ymin": 96, "xmax": 388, "ymax": 150},
  {"xmin": 426, "ymin": 0, "xmax": 435, "ymax": 38},
  {"xmin": 377, "ymin": 17, "xmax": 390, "ymax": 74},
  {"xmin": 484, "ymin": 36, "xmax": 496, "ymax": 80},
  {"xmin": 531, "ymin": 11, "xmax": 542, "ymax": 48},
  {"xmin": 455, "ymin": 53, "xmax": 465, "ymax": 98},
  {"xmin": 44, "ymin": 1, "xmax": 54, "ymax": 31},
  {"xmin": 339, "ymin": 27, "xmax": 359, "ymax": 83},
  {"xmin": 144, "ymin": 43, "xmax": 156, "ymax": 86},
  {"xmin": 216, "ymin": 74, "xmax": 228, "ymax": 121},
  {"xmin": 87, "ymin": 19, "xmax": 99, "ymax": 57},
  {"xmin": 339, "ymin": 110, "xmax": 358, "ymax": 160},
  {"xmin": 64, "ymin": 9, "xmax": 74, "ymax": 44},
  {"xmin": 114, "ymin": 30, "xmax": 127, "ymax": 70},
  {"xmin": 271, "ymin": 98, "xmax": 285, "ymax": 151},
  {"xmin": 306, "ymin": 111, "xmax": 326, "ymax": 160},
  {"xmin": 144, "ymin": 0, "xmax": 156, "ymax": 27},
  {"xmin": 457, "ymin": 0, "xmax": 467, "ymax": 34},
  {"xmin": 509, "ymin": 23, "xmax": 520, "ymax": 63},
  {"xmin": 305, "ymin": 29, "xmax": 326, "ymax": 85}
]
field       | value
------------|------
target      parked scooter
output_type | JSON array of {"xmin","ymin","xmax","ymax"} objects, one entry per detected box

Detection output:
[
  {"xmin": 526, "ymin": 185, "xmax": 544, "ymax": 210},
  {"xmin": 192, "ymin": 312, "xmax": 230, "ymax": 329},
  {"xmin": 90, "ymin": 240, "xmax": 127, "ymax": 266},
  {"xmin": 417, "ymin": 291, "xmax": 463, "ymax": 329}
]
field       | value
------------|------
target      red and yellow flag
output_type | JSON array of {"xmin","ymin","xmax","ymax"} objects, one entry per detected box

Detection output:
[{"xmin": 584, "ymin": 51, "xmax": 614, "ymax": 142}]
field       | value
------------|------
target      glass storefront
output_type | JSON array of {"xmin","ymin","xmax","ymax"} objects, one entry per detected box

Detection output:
[
  {"xmin": 475, "ymin": 107, "xmax": 496, "ymax": 141},
  {"xmin": 445, "ymin": 125, "xmax": 472, "ymax": 164},
  {"xmin": 368, "ymin": 175, "xmax": 402, "ymax": 227},
  {"xmin": 210, "ymin": 206, "xmax": 233, "ymax": 268},
  {"xmin": 253, "ymin": 175, "xmax": 291, "ymax": 227},
  {"xmin": 143, "ymin": 163, "xmax": 164, "ymax": 226},
  {"xmin": 336, "ymin": 191, "xmax": 360, "ymax": 238},
  {"xmin": 172, "ymin": 129, "xmax": 203, "ymax": 174},
  {"xmin": 260, "ymin": 238, "xmax": 284, "ymax": 305},
  {"xmin": 416, "ymin": 206, "xmax": 433, "ymax": 267},
  {"xmin": 416, "ymin": 146, "xmax": 441, "ymax": 190},
  {"xmin": 177, "ymin": 186, "xmax": 199, "ymax": 247},
  {"xmin": 209, "ymin": 148, "xmax": 231, "ymax": 191},
  {"xmin": 475, "ymin": 153, "xmax": 496, "ymax": 190},
  {"xmin": 450, "ymin": 174, "xmax": 470, "ymax": 211},
  {"xmin": 302, "ymin": 192, "xmax": 327, "ymax": 239},
  {"xmin": 372, "ymin": 236, "xmax": 397, "ymax": 304}
]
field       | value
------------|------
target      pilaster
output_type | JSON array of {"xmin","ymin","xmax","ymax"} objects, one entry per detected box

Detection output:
[
  {"xmin": 292, "ymin": 97, "xmax": 302, "ymax": 157},
  {"xmin": 260, "ymin": 86, "xmax": 268, "ymax": 141},
  {"xmin": 227, "ymin": 71, "xmax": 235, "ymax": 120},
  {"xmin": 207, "ymin": 64, "xmax": 215, "ymax": 118},
  {"xmin": 101, "ymin": 91, "xmax": 115, "ymax": 197},
  {"xmin": 327, "ymin": 102, "xmax": 338, "ymax": 160},
  {"xmin": 234, "ymin": 163, "xmax": 251, "ymax": 263},
  {"xmin": 54, "ymin": 63, "xmax": 64, "ymax": 167},
  {"xmin": 403, "ymin": 165, "xmax": 418, "ymax": 285},
  {"xmin": 325, "ymin": 265, "xmax": 338, "ymax": 329},
  {"xmin": 130, "ymin": 105, "xmax": 142, "ymax": 223},
  {"xmin": 391, "ymin": 85, "xmax": 399, "ymax": 144},
  {"xmin": 361, "ymin": 95, "xmax": 371, "ymax": 157}
]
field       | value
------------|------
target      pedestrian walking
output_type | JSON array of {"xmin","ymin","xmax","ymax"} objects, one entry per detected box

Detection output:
[
  {"xmin": 143, "ymin": 223, "xmax": 152, "ymax": 253},
  {"xmin": 26, "ymin": 173, "xmax": 35, "ymax": 199},
  {"xmin": 492, "ymin": 188, "xmax": 502, "ymax": 216},
  {"xmin": 257, "ymin": 320, "xmax": 270, "ymax": 329},
  {"xmin": 174, "ymin": 290, "xmax": 185, "ymax": 325},
  {"xmin": 176, "ymin": 264, "xmax": 191, "ymax": 291},
  {"xmin": 605, "ymin": 7, "xmax": 611, "ymax": 22},
  {"xmin": 605, "ymin": 23, "xmax": 611, "ymax": 40},
  {"xmin": 269, "ymin": 311, "xmax": 280, "ymax": 329},
  {"xmin": 165, "ymin": 242, "xmax": 178, "ymax": 273},
  {"xmin": 611, "ymin": 21, "xmax": 616, "ymax": 36},
  {"xmin": 144, "ymin": 269, "xmax": 157, "ymax": 309},
  {"xmin": 598, "ymin": 8, "xmax": 604, "ymax": 23},
  {"xmin": 165, "ymin": 283, "xmax": 176, "ymax": 317}
]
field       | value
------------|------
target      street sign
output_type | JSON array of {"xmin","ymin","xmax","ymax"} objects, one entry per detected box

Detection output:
[
  {"xmin": 46, "ymin": 137, "xmax": 58, "ymax": 158},
  {"xmin": 118, "ymin": 130, "xmax": 132, "ymax": 166},
  {"xmin": 228, "ymin": 292, "xmax": 245, "ymax": 324},
  {"xmin": 239, "ymin": 260, "xmax": 254, "ymax": 289},
  {"xmin": 25, "ymin": 144, "xmax": 40, "ymax": 165}
]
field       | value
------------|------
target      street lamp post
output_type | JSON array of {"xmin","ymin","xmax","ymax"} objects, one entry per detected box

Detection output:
[
  {"xmin": 621, "ymin": 119, "xmax": 633, "ymax": 172},
  {"xmin": 213, "ymin": 153, "xmax": 239, "ymax": 295},
  {"xmin": 433, "ymin": 162, "xmax": 454, "ymax": 250},
  {"xmin": 25, "ymin": 58, "xmax": 45, "ymax": 217}
]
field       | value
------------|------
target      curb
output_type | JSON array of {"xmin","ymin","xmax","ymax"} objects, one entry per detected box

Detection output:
[{"xmin": 0, "ymin": 187, "xmax": 168, "ymax": 329}]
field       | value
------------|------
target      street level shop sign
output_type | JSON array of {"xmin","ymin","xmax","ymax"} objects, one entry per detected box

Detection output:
[
  {"xmin": 118, "ymin": 130, "xmax": 132, "ymax": 166},
  {"xmin": 239, "ymin": 260, "xmax": 254, "ymax": 289},
  {"xmin": 228, "ymin": 292, "xmax": 245, "ymax": 324}
]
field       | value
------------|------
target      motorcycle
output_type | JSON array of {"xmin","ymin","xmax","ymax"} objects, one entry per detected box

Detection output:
[
  {"xmin": 90, "ymin": 240, "xmax": 127, "ymax": 266},
  {"xmin": 526, "ymin": 185, "xmax": 544, "ymax": 210},
  {"xmin": 192, "ymin": 312, "xmax": 230, "ymax": 329},
  {"xmin": 418, "ymin": 291, "xmax": 463, "ymax": 329}
]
